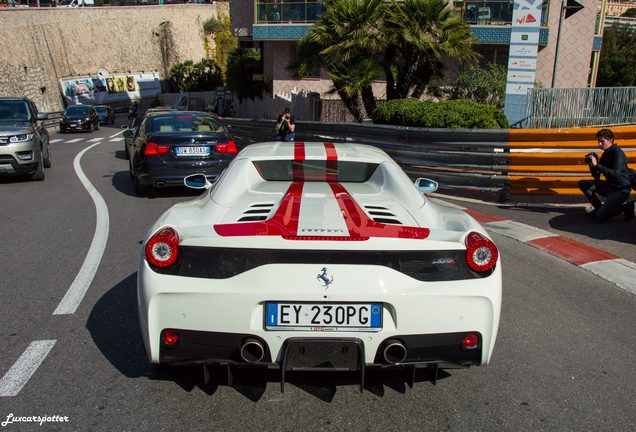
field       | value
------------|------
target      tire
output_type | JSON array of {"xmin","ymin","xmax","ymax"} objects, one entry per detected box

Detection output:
[
  {"xmin": 43, "ymin": 142, "xmax": 51, "ymax": 168},
  {"xmin": 128, "ymin": 157, "xmax": 134, "ymax": 178},
  {"xmin": 30, "ymin": 148, "xmax": 45, "ymax": 181},
  {"xmin": 134, "ymin": 174, "xmax": 150, "ymax": 196}
]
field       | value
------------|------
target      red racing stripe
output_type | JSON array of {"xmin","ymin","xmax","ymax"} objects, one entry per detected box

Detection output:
[
  {"xmin": 294, "ymin": 142, "xmax": 305, "ymax": 160},
  {"xmin": 329, "ymin": 183, "xmax": 429, "ymax": 240},
  {"xmin": 214, "ymin": 182, "xmax": 303, "ymax": 236},
  {"xmin": 324, "ymin": 142, "xmax": 338, "ymax": 182}
]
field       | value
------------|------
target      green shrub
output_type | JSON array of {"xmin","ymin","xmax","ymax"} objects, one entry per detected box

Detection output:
[
  {"xmin": 203, "ymin": 18, "xmax": 223, "ymax": 35},
  {"xmin": 372, "ymin": 98, "xmax": 508, "ymax": 129}
]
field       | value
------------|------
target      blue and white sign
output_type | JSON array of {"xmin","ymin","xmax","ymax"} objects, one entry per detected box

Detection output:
[{"xmin": 504, "ymin": 0, "xmax": 544, "ymax": 127}]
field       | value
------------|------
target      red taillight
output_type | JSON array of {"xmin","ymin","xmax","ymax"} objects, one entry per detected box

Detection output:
[
  {"xmin": 461, "ymin": 333, "xmax": 479, "ymax": 350},
  {"xmin": 465, "ymin": 231, "xmax": 498, "ymax": 273},
  {"xmin": 162, "ymin": 329, "xmax": 181, "ymax": 346},
  {"xmin": 144, "ymin": 141, "xmax": 170, "ymax": 156},
  {"xmin": 215, "ymin": 140, "xmax": 237, "ymax": 154},
  {"xmin": 145, "ymin": 227, "xmax": 180, "ymax": 268}
]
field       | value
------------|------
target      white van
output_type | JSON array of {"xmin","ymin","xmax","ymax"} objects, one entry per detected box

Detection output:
[{"xmin": 58, "ymin": 0, "xmax": 94, "ymax": 7}]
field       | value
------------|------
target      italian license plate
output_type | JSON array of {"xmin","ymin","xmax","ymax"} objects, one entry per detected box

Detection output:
[
  {"xmin": 70, "ymin": 124, "xmax": 77, "ymax": 128},
  {"xmin": 175, "ymin": 146, "xmax": 210, "ymax": 156},
  {"xmin": 265, "ymin": 302, "xmax": 382, "ymax": 331}
]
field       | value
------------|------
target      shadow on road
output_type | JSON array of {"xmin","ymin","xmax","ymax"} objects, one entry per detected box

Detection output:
[
  {"xmin": 87, "ymin": 273, "xmax": 450, "ymax": 401},
  {"xmin": 499, "ymin": 205, "xmax": 635, "ymax": 245},
  {"xmin": 111, "ymin": 170, "xmax": 203, "ymax": 199}
]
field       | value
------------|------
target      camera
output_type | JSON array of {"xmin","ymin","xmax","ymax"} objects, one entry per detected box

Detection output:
[{"xmin": 585, "ymin": 152, "xmax": 598, "ymax": 164}]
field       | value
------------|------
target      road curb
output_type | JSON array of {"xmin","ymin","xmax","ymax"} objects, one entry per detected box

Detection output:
[{"xmin": 462, "ymin": 207, "xmax": 636, "ymax": 296}]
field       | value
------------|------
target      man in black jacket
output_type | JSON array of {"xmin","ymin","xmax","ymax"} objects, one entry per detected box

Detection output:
[{"xmin": 579, "ymin": 128, "xmax": 634, "ymax": 221}]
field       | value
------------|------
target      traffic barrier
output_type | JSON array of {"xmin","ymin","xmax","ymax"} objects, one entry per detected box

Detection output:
[
  {"xmin": 224, "ymin": 119, "xmax": 636, "ymax": 197},
  {"xmin": 508, "ymin": 126, "xmax": 636, "ymax": 195}
]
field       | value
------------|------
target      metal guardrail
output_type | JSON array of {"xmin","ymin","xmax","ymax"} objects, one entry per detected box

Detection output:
[
  {"xmin": 226, "ymin": 118, "xmax": 636, "ymax": 197},
  {"xmin": 42, "ymin": 111, "xmax": 63, "ymax": 128}
]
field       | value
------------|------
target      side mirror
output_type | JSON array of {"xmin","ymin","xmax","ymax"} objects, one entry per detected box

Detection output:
[
  {"xmin": 36, "ymin": 112, "xmax": 49, "ymax": 120},
  {"xmin": 415, "ymin": 178, "xmax": 438, "ymax": 193},
  {"xmin": 120, "ymin": 124, "xmax": 129, "ymax": 129},
  {"xmin": 184, "ymin": 173, "xmax": 212, "ymax": 190}
]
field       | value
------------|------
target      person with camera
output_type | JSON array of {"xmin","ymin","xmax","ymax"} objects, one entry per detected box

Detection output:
[
  {"xmin": 578, "ymin": 128, "xmax": 634, "ymax": 221},
  {"xmin": 275, "ymin": 107, "xmax": 296, "ymax": 142}
]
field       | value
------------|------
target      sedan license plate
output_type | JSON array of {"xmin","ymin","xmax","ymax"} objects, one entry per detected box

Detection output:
[
  {"xmin": 265, "ymin": 303, "xmax": 382, "ymax": 331},
  {"xmin": 175, "ymin": 146, "xmax": 210, "ymax": 157}
]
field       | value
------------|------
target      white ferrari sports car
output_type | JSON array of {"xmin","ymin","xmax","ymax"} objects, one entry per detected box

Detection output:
[{"xmin": 138, "ymin": 142, "xmax": 502, "ymax": 389}]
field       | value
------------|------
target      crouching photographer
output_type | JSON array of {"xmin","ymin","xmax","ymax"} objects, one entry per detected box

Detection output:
[{"xmin": 578, "ymin": 128, "xmax": 634, "ymax": 221}]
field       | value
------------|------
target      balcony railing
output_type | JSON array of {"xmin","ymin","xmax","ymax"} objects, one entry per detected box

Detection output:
[
  {"xmin": 256, "ymin": 1, "xmax": 326, "ymax": 24},
  {"xmin": 255, "ymin": 1, "xmax": 548, "ymax": 27},
  {"xmin": 454, "ymin": 1, "xmax": 549, "ymax": 26}
]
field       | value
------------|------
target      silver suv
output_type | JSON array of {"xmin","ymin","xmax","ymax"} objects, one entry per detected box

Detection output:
[{"xmin": 0, "ymin": 97, "xmax": 51, "ymax": 181}]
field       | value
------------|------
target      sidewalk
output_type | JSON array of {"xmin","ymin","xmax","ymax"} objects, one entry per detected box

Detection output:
[{"xmin": 431, "ymin": 191, "xmax": 636, "ymax": 296}]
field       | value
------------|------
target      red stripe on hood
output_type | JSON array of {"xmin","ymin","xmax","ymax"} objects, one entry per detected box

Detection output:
[
  {"xmin": 324, "ymin": 142, "xmax": 338, "ymax": 182},
  {"xmin": 329, "ymin": 183, "xmax": 429, "ymax": 240},
  {"xmin": 214, "ymin": 182, "xmax": 303, "ymax": 236}
]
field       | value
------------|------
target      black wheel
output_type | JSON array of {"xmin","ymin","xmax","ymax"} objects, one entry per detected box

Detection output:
[
  {"xmin": 43, "ymin": 142, "xmax": 51, "ymax": 168},
  {"xmin": 134, "ymin": 174, "xmax": 150, "ymax": 196},
  {"xmin": 128, "ymin": 157, "xmax": 134, "ymax": 178},
  {"xmin": 30, "ymin": 148, "xmax": 45, "ymax": 181}
]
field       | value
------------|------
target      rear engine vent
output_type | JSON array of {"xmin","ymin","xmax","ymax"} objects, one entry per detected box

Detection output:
[
  {"xmin": 238, "ymin": 203, "xmax": 274, "ymax": 222},
  {"xmin": 364, "ymin": 205, "xmax": 402, "ymax": 225}
]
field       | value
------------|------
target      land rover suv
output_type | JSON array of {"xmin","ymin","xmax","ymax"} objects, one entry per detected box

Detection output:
[{"xmin": 0, "ymin": 97, "xmax": 51, "ymax": 181}]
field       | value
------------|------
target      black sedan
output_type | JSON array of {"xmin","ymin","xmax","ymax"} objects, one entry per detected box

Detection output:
[
  {"xmin": 59, "ymin": 105, "xmax": 100, "ymax": 133},
  {"xmin": 126, "ymin": 111, "xmax": 237, "ymax": 196},
  {"xmin": 95, "ymin": 105, "xmax": 115, "ymax": 125}
]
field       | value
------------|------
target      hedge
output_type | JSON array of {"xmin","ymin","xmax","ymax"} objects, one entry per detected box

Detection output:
[{"xmin": 372, "ymin": 98, "xmax": 509, "ymax": 129}]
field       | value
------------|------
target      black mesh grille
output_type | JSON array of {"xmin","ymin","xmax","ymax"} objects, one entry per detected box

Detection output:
[{"xmin": 152, "ymin": 247, "xmax": 493, "ymax": 281}]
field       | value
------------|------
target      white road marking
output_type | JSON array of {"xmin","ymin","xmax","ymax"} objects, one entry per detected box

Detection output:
[
  {"xmin": 484, "ymin": 220, "xmax": 558, "ymax": 242},
  {"xmin": 53, "ymin": 142, "xmax": 110, "ymax": 315},
  {"xmin": 88, "ymin": 138, "xmax": 103, "ymax": 142},
  {"xmin": 110, "ymin": 129, "xmax": 125, "ymax": 138},
  {"xmin": 109, "ymin": 137, "xmax": 124, "ymax": 142},
  {"xmin": 580, "ymin": 259, "xmax": 636, "ymax": 295},
  {"xmin": 49, "ymin": 139, "xmax": 63, "ymax": 143},
  {"xmin": 66, "ymin": 138, "xmax": 83, "ymax": 143},
  {"xmin": 0, "ymin": 340, "xmax": 56, "ymax": 397}
]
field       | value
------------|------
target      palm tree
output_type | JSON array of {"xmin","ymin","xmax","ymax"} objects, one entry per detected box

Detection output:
[
  {"xmin": 384, "ymin": 0, "xmax": 479, "ymax": 99},
  {"xmin": 291, "ymin": 0, "xmax": 385, "ymax": 121}
]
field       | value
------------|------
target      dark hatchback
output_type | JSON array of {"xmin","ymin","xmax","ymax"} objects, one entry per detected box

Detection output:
[
  {"xmin": 95, "ymin": 105, "xmax": 115, "ymax": 125},
  {"xmin": 60, "ymin": 105, "xmax": 100, "ymax": 133},
  {"xmin": 126, "ymin": 111, "xmax": 237, "ymax": 195}
]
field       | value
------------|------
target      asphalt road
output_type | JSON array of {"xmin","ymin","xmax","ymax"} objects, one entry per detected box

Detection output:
[{"xmin": 0, "ymin": 119, "xmax": 634, "ymax": 431}]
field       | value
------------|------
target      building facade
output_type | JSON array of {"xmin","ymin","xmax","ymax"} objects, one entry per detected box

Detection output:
[{"xmin": 231, "ymin": 0, "xmax": 601, "ymax": 103}]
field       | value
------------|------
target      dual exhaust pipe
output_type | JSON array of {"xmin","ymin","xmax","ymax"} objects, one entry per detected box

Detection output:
[{"xmin": 239, "ymin": 338, "xmax": 407, "ymax": 365}]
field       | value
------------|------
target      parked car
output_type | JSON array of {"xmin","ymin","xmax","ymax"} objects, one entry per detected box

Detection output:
[
  {"xmin": 95, "ymin": 105, "xmax": 115, "ymax": 125},
  {"xmin": 137, "ymin": 142, "xmax": 502, "ymax": 389},
  {"xmin": 59, "ymin": 105, "xmax": 100, "ymax": 133},
  {"xmin": 0, "ymin": 97, "xmax": 50, "ymax": 181},
  {"xmin": 126, "ymin": 111, "xmax": 237, "ymax": 195}
]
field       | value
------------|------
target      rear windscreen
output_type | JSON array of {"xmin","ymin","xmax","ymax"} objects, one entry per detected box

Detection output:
[
  {"xmin": 253, "ymin": 160, "xmax": 378, "ymax": 182},
  {"xmin": 148, "ymin": 114, "xmax": 226, "ymax": 134}
]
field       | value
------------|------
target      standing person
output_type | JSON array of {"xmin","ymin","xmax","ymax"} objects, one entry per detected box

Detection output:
[
  {"xmin": 275, "ymin": 107, "xmax": 296, "ymax": 142},
  {"xmin": 578, "ymin": 128, "xmax": 634, "ymax": 221}
]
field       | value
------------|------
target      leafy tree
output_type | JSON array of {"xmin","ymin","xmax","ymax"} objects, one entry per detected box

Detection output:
[
  {"xmin": 384, "ymin": 0, "xmax": 479, "ymax": 99},
  {"xmin": 226, "ymin": 47, "xmax": 268, "ymax": 102},
  {"xmin": 291, "ymin": 0, "xmax": 479, "ymax": 121},
  {"xmin": 622, "ymin": 8, "xmax": 636, "ymax": 18},
  {"xmin": 597, "ymin": 24, "xmax": 636, "ymax": 86},
  {"xmin": 169, "ymin": 58, "xmax": 223, "ymax": 92},
  {"xmin": 446, "ymin": 63, "xmax": 506, "ymax": 110},
  {"xmin": 292, "ymin": 0, "xmax": 385, "ymax": 121}
]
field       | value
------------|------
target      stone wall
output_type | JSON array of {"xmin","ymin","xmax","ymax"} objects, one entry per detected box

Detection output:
[{"xmin": 0, "ymin": 3, "xmax": 230, "ymax": 111}]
